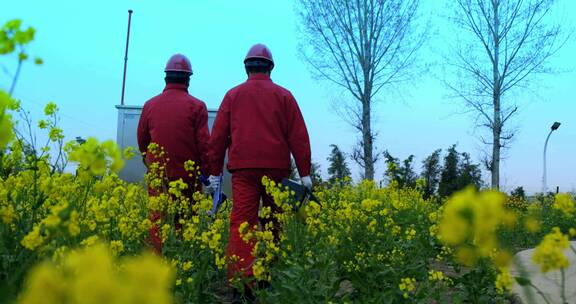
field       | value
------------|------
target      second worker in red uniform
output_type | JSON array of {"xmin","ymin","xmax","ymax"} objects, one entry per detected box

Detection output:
[{"xmin": 208, "ymin": 44, "xmax": 312, "ymax": 298}]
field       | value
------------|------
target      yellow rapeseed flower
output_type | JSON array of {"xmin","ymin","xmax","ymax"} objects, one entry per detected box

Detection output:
[
  {"xmin": 428, "ymin": 224, "xmax": 439, "ymax": 238},
  {"xmin": 20, "ymin": 243, "xmax": 175, "ymax": 304},
  {"xmin": 102, "ymin": 245, "xmax": 174, "ymax": 303},
  {"xmin": 0, "ymin": 205, "xmax": 15, "ymax": 224},
  {"xmin": 48, "ymin": 127, "xmax": 64, "ymax": 142},
  {"xmin": 428, "ymin": 270, "xmax": 445, "ymax": 282},
  {"xmin": 110, "ymin": 240, "xmax": 124, "ymax": 255},
  {"xmin": 260, "ymin": 206, "xmax": 272, "ymax": 219},
  {"xmin": 43, "ymin": 214, "xmax": 60, "ymax": 228},
  {"xmin": 182, "ymin": 261, "xmax": 193, "ymax": 271},
  {"xmin": 398, "ymin": 277, "xmax": 416, "ymax": 299},
  {"xmin": 184, "ymin": 160, "xmax": 196, "ymax": 172},
  {"xmin": 438, "ymin": 188, "xmax": 515, "ymax": 266},
  {"xmin": 81, "ymin": 235, "xmax": 99, "ymax": 247},
  {"xmin": 44, "ymin": 102, "xmax": 58, "ymax": 116},
  {"xmin": 553, "ymin": 193, "xmax": 575, "ymax": 217},
  {"xmin": 524, "ymin": 216, "xmax": 541, "ymax": 233},
  {"xmin": 168, "ymin": 179, "xmax": 188, "ymax": 198},
  {"xmin": 253, "ymin": 260, "xmax": 269, "ymax": 281},
  {"xmin": 495, "ymin": 267, "xmax": 514, "ymax": 294},
  {"xmin": 37, "ymin": 119, "xmax": 48, "ymax": 129},
  {"xmin": 161, "ymin": 224, "xmax": 171, "ymax": 241},
  {"xmin": 492, "ymin": 250, "xmax": 513, "ymax": 268},
  {"xmin": 405, "ymin": 227, "xmax": 417, "ymax": 240},
  {"xmin": 63, "ymin": 244, "xmax": 117, "ymax": 304},
  {"xmin": 215, "ymin": 254, "xmax": 226, "ymax": 269},
  {"xmin": 360, "ymin": 198, "xmax": 381, "ymax": 212},
  {"xmin": 456, "ymin": 246, "xmax": 478, "ymax": 267},
  {"xmin": 183, "ymin": 224, "xmax": 197, "ymax": 242},
  {"xmin": 122, "ymin": 147, "xmax": 136, "ymax": 160},
  {"xmin": 532, "ymin": 227, "xmax": 570, "ymax": 273},
  {"xmin": 18, "ymin": 262, "xmax": 66, "ymax": 304},
  {"xmin": 21, "ymin": 226, "xmax": 44, "ymax": 250},
  {"xmin": 367, "ymin": 219, "xmax": 377, "ymax": 233}
]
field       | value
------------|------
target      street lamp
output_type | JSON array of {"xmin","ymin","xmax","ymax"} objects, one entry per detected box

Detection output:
[{"xmin": 542, "ymin": 122, "xmax": 561, "ymax": 194}]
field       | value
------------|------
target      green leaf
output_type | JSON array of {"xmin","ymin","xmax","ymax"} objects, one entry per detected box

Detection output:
[
  {"xmin": 18, "ymin": 52, "xmax": 28, "ymax": 61},
  {"xmin": 514, "ymin": 276, "xmax": 531, "ymax": 286},
  {"xmin": 0, "ymin": 40, "xmax": 15, "ymax": 55},
  {"xmin": 0, "ymin": 31, "xmax": 8, "ymax": 42},
  {"xmin": 25, "ymin": 27, "xmax": 35, "ymax": 42},
  {"xmin": 4, "ymin": 19, "xmax": 22, "ymax": 31},
  {"xmin": 13, "ymin": 28, "xmax": 35, "ymax": 45}
]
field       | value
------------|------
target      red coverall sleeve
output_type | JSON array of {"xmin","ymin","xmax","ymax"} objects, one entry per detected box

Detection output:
[
  {"xmin": 195, "ymin": 103, "xmax": 211, "ymax": 177},
  {"xmin": 137, "ymin": 104, "xmax": 151, "ymax": 155},
  {"xmin": 208, "ymin": 94, "xmax": 231, "ymax": 176},
  {"xmin": 285, "ymin": 93, "xmax": 311, "ymax": 177}
]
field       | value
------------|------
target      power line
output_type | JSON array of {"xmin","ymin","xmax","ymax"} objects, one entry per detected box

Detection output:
[{"xmin": 10, "ymin": 92, "xmax": 116, "ymax": 135}]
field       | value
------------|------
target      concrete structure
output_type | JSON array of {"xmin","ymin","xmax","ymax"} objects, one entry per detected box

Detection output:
[
  {"xmin": 511, "ymin": 241, "xmax": 576, "ymax": 303},
  {"xmin": 115, "ymin": 105, "xmax": 232, "ymax": 197}
]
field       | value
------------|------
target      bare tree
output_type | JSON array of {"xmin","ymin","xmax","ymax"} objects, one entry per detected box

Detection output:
[
  {"xmin": 446, "ymin": 0, "xmax": 567, "ymax": 189},
  {"xmin": 297, "ymin": 0, "xmax": 425, "ymax": 180}
]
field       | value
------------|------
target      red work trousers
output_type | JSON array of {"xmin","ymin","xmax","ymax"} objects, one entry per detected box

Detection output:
[
  {"xmin": 148, "ymin": 178, "xmax": 201, "ymax": 254},
  {"xmin": 227, "ymin": 168, "xmax": 289, "ymax": 280}
]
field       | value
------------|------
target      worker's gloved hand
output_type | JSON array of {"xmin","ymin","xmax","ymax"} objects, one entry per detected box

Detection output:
[
  {"xmin": 301, "ymin": 176, "xmax": 313, "ymax": 191},
  {"xmin": 206, "ymin": 175, "xmax": 221, "ymax": 194},
  {"xmin": 203, "ymin": 176, "xmax": 214, "ymax": 195},
  {"xmin": 203, "ymin": 187, "xmax": 212, "ymax": 195}
]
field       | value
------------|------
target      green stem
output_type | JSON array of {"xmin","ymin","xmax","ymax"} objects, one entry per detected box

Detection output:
[
  {"xmin": 9, "ymin": 59, "xmax": 22, "ymax": 96},
  {"xmin": 529, "ymin": 282, "xmax": 552, "ymax": 304},
  {"xmin": 561, "ymin": 268, "xmax": 567, "ymax": 304},
  {"xmin": 6, "ymin": 250, "xmax": 36, "ymax": 288},
  {"xmin": 31, "ymin": 157, "xmax": 40, "ymax": 218},
  {"xmin": 79, "ymin": 179, "xmax": 94, "ymax": 216},
  {"xmin": 513, "ymin": 259, "xmax": 537, "ymax": 304}
]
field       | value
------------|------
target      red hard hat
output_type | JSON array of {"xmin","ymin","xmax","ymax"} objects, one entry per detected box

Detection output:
[
  {"xmin": 244, "ymin": 44, "xmax": 274, "ymax": 69},
  {"xmin": 165, "ymin": 54, "xmax": 193, "ymax": 74}
]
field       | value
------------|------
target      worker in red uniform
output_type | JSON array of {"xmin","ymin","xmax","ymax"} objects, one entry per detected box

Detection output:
[
  {"xmin": 208, "ymin": 44, "xmax": 312, "ymax": 300},
  {"xmin": 137, "ymin": 54, "xmax": 210, "ymax": 254}
]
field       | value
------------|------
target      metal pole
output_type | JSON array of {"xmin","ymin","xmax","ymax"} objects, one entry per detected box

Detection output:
[
  {"xmin": 120, "ymin": 9, "xmax": 133, "ymax": 106},
  {"xmin": 542, "ymin": 129, "xmax": 553, "ymax": 194}
]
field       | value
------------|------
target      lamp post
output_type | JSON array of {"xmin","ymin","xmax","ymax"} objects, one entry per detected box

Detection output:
[{"xmin": 542, "ymin": 122, "xmax": 561, "ymax": 194}]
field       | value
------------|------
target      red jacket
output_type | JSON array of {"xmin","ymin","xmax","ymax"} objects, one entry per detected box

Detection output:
[
  {"xmin": 137, "ymin": 83, "xmax": 210, "ymax": 180},
  {"xmin": 209, "ymin": 74, "xmax": 311, "ymax": 177}
]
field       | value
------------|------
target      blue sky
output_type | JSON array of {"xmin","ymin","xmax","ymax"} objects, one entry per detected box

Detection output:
[{"xmin": 1, "ymin": 0, "xmax": 575, "ymax": 194}]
